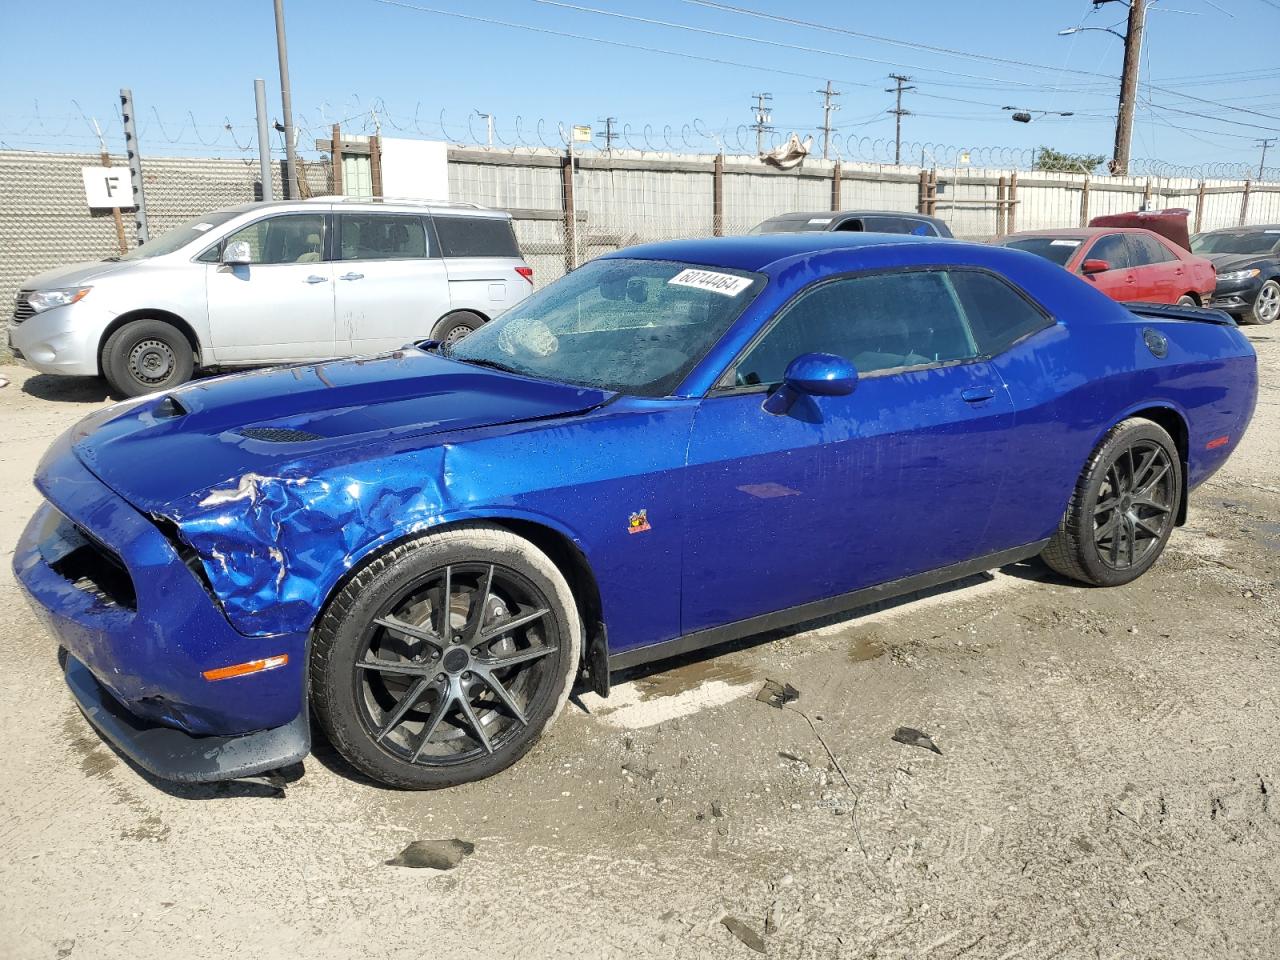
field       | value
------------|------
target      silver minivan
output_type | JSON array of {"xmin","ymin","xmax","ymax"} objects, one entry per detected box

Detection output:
[{"xmin": 8, "ymin": 197, "xmax": 533, "ymax": 395}]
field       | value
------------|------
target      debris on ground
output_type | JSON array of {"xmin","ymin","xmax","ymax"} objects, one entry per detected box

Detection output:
[
  {"xmin": 385, "ymin": 839, "xmax": 475, "ymax": 870},
  {"xmin": 711, "ymin": 799, "xmax": 725, "ymax": 818},
  {"xmin": 756, "ymin": 679, "xmax": 800, "ymax": 709},
  {"xmin": 893, "ymin": 726, "xmax": 943, "ymax": 755},
  {"xmin": 233, "ymin": 770, "xmax": 290, "ymax": 797},
  {"xmin": 721, "ymin": 915, "xmax": 767, "ymax": 953}
]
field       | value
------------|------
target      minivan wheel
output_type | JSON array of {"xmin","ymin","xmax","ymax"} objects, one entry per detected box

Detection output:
[
  {"xmin": 1041, "ymin": 418, "xmax": 1182, "ymax": 587},
  {"xmin": 311, "ymin": 524, "xmax": 581, "ymax": 789},
  {"xmin": 102, "ymin": 319, "xmax": 195, "ymax": 396},
  {"xmin": 431, "ymin": 311, "xmax": 485, "ymax": 345}
]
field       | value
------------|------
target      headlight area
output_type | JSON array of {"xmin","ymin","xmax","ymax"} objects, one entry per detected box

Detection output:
[
  {"xmin": 28, "ymin": 287, "xmax": 92, "ymax": 313},
  {"xmin": 1217, "ymin": 268, "xmax": 1261, "ymax": 284},
  {"xmin": 147, "ymin": 512, "xmax": 224, "ymax": 608}
]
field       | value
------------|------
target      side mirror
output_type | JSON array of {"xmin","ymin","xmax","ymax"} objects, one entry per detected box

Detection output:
[
  {"xmin": 763, "ymin": 352, "xmax": 857, "ymax": 415},
  {"xmin": 1081, "ymin": 258, "xmax": 1110, "ymax": 275},
  {"xmin": 222, "ymin": 240, "xmax": 252, "ymax": 266}
]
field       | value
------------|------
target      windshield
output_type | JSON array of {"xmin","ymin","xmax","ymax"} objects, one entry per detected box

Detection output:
[
  {"xmin": 117, "ymin": 211, "xmax": 242, "ymax": 260},
  {"xmin": 1191, "ymin": 230, "xmax": 1280, "ymax": 256},
  {"xmin": 444, "ymin": 258, "xmax": 765, "ymax": 397},
  {"xmin": 1000, "ymin": 236, "xmax": 1082, "ymax": 267}
]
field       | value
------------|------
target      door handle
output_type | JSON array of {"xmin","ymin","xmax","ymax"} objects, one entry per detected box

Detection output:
[
  {"xmin": 339, "ymin": 272, "xmax": 365, "ymax": 281},
  {"xmin": 304, "ymin": 275, "xmax": 327, "ymax": 284},
  {"xmin": 961, "ymin": 386, "xmax": 997, "ymax": 403}
]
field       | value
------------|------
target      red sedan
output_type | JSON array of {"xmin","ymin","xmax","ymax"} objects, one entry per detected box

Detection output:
[{"xmin": 997, "ymin": 227, "xmax": 1216, "ymax": 306}]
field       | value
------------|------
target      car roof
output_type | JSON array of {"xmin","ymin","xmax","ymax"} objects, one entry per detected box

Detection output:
[
  {"xmin": 1198, "ymin": 224, "xmax": 1280, "ymax": 234},
  {"xmin": 604, "ymin": 232, "xmax": 945, "ymax": 272},
  {"xmin": 761, "ymin": 210, "xmax": 941, "ymax": 223},
  {"xmin": 216, "ymin": 198, "xmax": 511, "ymax": 219},
  {"xmin": 1005, "ymin": 227, "xmax": 1165, "ymax": 240}
]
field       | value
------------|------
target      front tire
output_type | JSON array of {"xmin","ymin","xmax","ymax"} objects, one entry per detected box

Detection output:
[
  {"xmin": 1041, "ymin": 418, "xmax": 1182, "ymax": 587},
  {"xmin": 1246, "ymin": 279, "xmax": 1280, "ymax": 325},
  {"xmin": 101, "ymin": 319, "xmax": 195, "ymax": 396},
  {"xmin": 311, "ymin": 524, "xmax": 581, "ymax": 789}
]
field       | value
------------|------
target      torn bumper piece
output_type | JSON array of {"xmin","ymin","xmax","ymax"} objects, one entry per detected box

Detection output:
[{"xmin": 64, "ymin": 653, "xmax": 309, "ymax": 783}]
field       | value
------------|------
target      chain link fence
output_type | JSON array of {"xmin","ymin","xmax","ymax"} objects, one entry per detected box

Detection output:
[{"xmin": 5, "ymin": 143, "xmax": 1280, "ymax": 361}]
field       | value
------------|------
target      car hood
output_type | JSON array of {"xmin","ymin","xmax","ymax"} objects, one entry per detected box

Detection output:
[
  {"xmin": 1203, "ymin": 252, "xmax": 1276, "ymax": 273},
  {"xmin": 69, "ymin": 349, "xmax": 613, "ymax": 515},
  {"xmin": 23, "ymin": 259, "xmax": 137, "ymax": 289}
]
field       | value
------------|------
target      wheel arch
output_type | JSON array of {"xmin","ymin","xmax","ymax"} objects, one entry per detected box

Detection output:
[
  {"xmin": 1118, "ymin": 404, "xmax": 1191, "ymax": 526},
  {"xmin": 313, "ymin": 513, "xmax": 606, "ymax": 671},
  {"xmin": 97, "ymin": 309, "xmax": 203, "ymax": 373}
]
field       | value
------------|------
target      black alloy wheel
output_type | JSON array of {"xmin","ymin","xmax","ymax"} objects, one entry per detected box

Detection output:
[{"xmin": 355, "ymin": 562, "xmax": 560, "ymax": 766}]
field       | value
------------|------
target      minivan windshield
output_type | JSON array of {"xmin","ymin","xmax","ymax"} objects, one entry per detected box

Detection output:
[
  {"xmin": 444, "ymin": 258, "xmax": 765, "ymax": 397},
  {"xmin": 116, "ymin": 211, "xmax": 242, "ymax": 260},
  {"xmin": 1191, "ymin": 230, "xmax": 1280, "ymax": 256}
]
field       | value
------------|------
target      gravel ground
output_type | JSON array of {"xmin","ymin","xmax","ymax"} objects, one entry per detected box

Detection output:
[{"xmin": 1, "ymin": 331, "xmax": 1277, "ymax": 960}]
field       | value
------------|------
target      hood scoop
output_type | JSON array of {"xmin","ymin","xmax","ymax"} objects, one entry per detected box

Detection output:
[{"xmin": 238, "ymin": 426, "xmax": 324, "ymax": 443}]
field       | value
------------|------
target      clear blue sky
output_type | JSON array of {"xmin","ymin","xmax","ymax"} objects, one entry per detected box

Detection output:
[{"xmin": 3, "ymin": 0, "xmax": 1278, "ymax": 171}]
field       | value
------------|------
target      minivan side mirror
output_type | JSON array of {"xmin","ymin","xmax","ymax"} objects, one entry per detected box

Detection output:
[
  {"xmin": 222, "ymin": 240, "xmax": 252, "ymax": 266},
  {"xmin": 1081, "ymin": 258, "xmax": 1110, "ymax": 275},
  {"xmin": 763, "ymin": 352, "xmax": 858, "ymax": 415}
]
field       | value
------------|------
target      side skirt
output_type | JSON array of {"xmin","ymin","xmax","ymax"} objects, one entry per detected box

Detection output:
[{"xmin": 608, "ymin": 539, "xmax": 1051, "ymax": 672}]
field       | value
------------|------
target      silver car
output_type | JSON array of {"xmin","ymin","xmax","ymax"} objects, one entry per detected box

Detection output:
[{"xmin": 8, "ymin": 197, "xmax": 533, "ymax": 396}]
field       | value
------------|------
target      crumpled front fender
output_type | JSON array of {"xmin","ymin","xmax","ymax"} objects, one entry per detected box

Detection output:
[{"xmin": 165, "ymin": 449, "xmax": 451, "ymax": 637}]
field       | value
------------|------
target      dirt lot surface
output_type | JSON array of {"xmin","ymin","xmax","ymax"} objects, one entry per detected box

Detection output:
[{"xmin": 1, "ymin": 334, "xmax": 1278, "ymax": 960}]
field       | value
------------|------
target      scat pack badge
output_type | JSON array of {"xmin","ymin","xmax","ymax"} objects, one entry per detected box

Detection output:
[{"xmin": 627, "ymin": 509, "xmax": 652, "ymax": 535}]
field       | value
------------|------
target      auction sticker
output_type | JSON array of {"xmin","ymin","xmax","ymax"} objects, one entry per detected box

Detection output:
[
  {"xmin": 1050, "ymin": 239, "xmax": 1082, "ymax": 247},
  {"xmin": 668, "ymin": 268, "xmax": 752, "ymax": 297}
]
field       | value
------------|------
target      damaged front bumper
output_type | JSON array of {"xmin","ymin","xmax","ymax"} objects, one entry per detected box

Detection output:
[{"xmin": 13, "ymin": 431, "xmax": 311, "ymax": 782}]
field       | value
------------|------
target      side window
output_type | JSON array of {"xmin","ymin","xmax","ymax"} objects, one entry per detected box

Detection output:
[
  {"xmin": 733, "ymin": 271, "xmax": 978, "ymax": 387},
  {"xmin": 219, "ymin": 215, "xmax": 325, "ymax": 265},
  {"xmin": 863, "ymin": 216, "xmax": 936, "ymax": 236},
  {"xmin": 1087, "ymin": 234, "xmax": 1130, "ymax": 270},
  {"xmin": 339, "ymin": 215, "xmax": 428, "ymax": 261},
  {"xmin": 1128, "ymin": 234, "xmax": 1176, "ymax": 266},
  {"xmin": 433, "ymin": 216, "xmax": 520, "ymax": 258},
  {"xmin": 948, "ymin": 271, "xmax": 1052, "ymax": 356}
]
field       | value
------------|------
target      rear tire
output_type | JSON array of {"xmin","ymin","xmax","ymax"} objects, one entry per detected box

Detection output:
[
  {"xmin": 1246, "ymin": 279, "xmax": 1279, "ymax": 325},
  {"xmin": 1176, "ymin": 295, "xmax": 1197, "ymax": 307},
  {"xmin": 431, "ymin": 311, "xmax": 485, "ymax": 345},
  {"xmin": 311, "ymin": 524, "xmax": 581, "ymax": 789},
  {"xmin": 101, "ymin": 319, "xmax": 194, "ymax": 396},
  {"xmin": 1041, "ymin": 418, "xmax": 1182, "ymax": 587}
]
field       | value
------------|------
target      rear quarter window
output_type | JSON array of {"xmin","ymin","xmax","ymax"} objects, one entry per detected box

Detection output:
[
  {"xmin": 948, "ymin": 270, "xmax": 1053, "ymax": 356},
  {"xmin": 433, "ymin": 216, "xmax": 520, "ymax": 258}
]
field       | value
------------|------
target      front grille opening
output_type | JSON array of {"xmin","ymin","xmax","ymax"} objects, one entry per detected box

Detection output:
[
  {"xmin": 50, "ymin": 533, "xmax": 137, "ymax": 611},
  {"xmin": 12, "ymin": 290, "xmax": 34, "ymax": 324}
]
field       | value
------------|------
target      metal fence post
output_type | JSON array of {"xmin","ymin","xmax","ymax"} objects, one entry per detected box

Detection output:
[
  {"xmin": 119, "ymin": 87, "xmax": 149, "ymax": 243},
  {"xmin": 996, "ymin": 176, "xmax": 1007, "ymax": 236},
  {"xmin": 831, "ymin": 159, "xmax": 842, "ymax": 212},
  {"xmin": 1008, "ymin": 172, "xmax": 1018, "ymax": 234},
  {"xmin": 1240, "ymin": 180, "xmax": 1252, "ymax": 225},
  {"xmin": 1079, "ymin": 178, "xmax": 1091, "ymax": 227},
  {"xmin": 370, "ymin": 135, "xmax": 383, "ymax": 198},
  {"xmin": 917, "ymin": 170, "xmax": 928, "ymax": 214},
  {"xmin": 330, "ymin": 124, "xmax": 343, "ymax": 195},
  {"xmin": 1194, "ymin": 181, "xmax": 1206, "ymax": 233},
  {"xmin": 713, "ymin": 153, "xmax": 724, "ymax": 237},
  {"xmin": 561, "ymin": 153, "xmax": 577, "ymax": 272}
]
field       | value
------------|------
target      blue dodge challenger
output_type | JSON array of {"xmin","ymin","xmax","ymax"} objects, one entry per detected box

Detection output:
[{"xmin": 15, "ymin": 233, "xmax": 1258, "ymax": 789}]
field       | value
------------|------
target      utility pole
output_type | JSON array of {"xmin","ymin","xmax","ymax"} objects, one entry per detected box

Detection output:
[
  {"xmin": 597, "ymin": 117, "xmax": 619, "ymax": 153},
  {"xmin": 1105, "ymin": 0, "xmax": 1146, "ymax": 176},
  {"xmin": 254, "ymin": 79, "xmax": 274, "ymax": 201},
  {"xmin": 1256, "ymin": 138, "xmax": 1276, "ymax": 179},
  {"xmin": 817, "ymin": 81, "xmax": 841, "ymax": 161},
  {"xmin": 273, "ymin": 0, "xmax": 300, "ymax": 199},
  {"xmin": 885, "ymin": 74, "xmax": 914, "ymax": 166},
  {"xmin": 751, "ymin": 92, "xmax": 774, "ymax": 156},
  {"xmin": 119, "ymin": 88, "xmax": 149, "ymax": 243}
]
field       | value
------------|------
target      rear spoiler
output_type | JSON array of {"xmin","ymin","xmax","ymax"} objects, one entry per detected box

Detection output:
[{"xmin": 1122, "ymin": 301, "xmax": 1237, "ymax": 326}]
